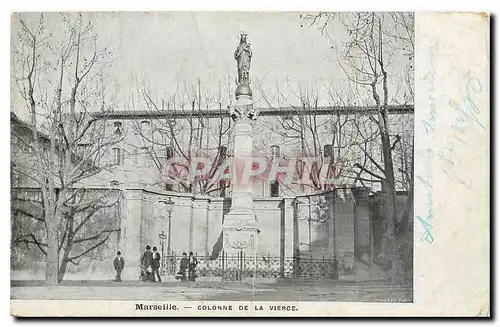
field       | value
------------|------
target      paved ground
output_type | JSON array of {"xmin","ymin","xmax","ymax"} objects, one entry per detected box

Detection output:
[{"xmin": 11, "ymin": 279, "xmax": 413, "ymax": 302}]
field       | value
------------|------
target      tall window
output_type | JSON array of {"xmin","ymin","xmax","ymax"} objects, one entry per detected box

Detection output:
[
  {"xmin": 165, "ymin": 146, "xmax": 174, "ymax": 160},
  {"xmin": 323, "ymin": 144, "xmax": 333, "ymax": 159},
  {"xmin": 270, "ymin": 181, "xmax": 280, "ymax": 197},
  {"xmin": 112, "ymin": 148, "xmax": 124, "ymax": 165},
  {"xmin": 270, "ymin": 145, "xmax": 280, "ymax": 160},
  {"xmin": 113, "ymin": 121, "xmax": 123, "ymax": 135},
  {"xmin": 270, "ymin": 145, "xmax": 280, "ymax": 197},
  {"xmin": 140, "ymin": 121, "xmax": 151, "ymax": 134},
  {"xmin": 140, "ymin": 146, "xmax": 152, "ymax": 166}
]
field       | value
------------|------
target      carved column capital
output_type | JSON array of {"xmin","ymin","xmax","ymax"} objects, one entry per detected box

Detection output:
[{"xmin": 229, "ymin": 104, "xmax": 259, "ymax": 123}]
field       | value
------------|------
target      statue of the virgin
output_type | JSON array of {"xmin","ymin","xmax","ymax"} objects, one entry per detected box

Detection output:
[{"xmin": 234, "ymin": 32, "xmax": 252, "ymax": 85}]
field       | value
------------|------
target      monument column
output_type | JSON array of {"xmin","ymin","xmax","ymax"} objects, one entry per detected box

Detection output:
[{"xmin": 222, "ymin": 31, "xmax": 260, "ymax": 255}]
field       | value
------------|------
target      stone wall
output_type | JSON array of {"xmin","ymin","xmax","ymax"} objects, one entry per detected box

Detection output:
[
  {"xmin": 370, "ymin": 191, "xmax": 411, "ymax": 271},
  {"xmin": 352, "ymin": 187, "xmax": 372, "ymax": 263},
  {"xmin": 127, "ymin": 189, "xmax": 289, "ymax": 259},
  {"xmin": 122, "ymin": 188, "xmax": 362, "ymax": 280},
  {"xmin": 11, "ymin": 186, "xmax": 410, "ymax": 282}
]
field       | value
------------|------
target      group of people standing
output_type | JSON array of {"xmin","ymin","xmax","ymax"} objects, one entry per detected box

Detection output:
[
  {"xmin": 140, "ymin": 245, "xmax": 162, "ymax": 282},
  {"xmin": 112, "ymin": 246, "xmax": 199, "ymax": 282},
  {"xmin": 177, "ymin": 251, "xmax": 198, "ymax": 282},
  {"xmin": 139, "ymin": 245, "xmax": 199, "ymax": 282}
]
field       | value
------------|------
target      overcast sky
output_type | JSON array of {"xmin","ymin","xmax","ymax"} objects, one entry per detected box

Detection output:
[{"xmin": 11, "ymin": 12, "xmax": 410, "ymax": 116}]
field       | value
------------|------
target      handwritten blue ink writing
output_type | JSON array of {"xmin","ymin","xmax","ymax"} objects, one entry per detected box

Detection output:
[
  {"xmin": 417, "ymin": 45, "xmax": 438, "ymax": 243},
  {"xmin": 450, "ymin": 72, "xmax": 486, "ymax": 131},
  {"xmin": 417, "ymin": 149, "xmax": 434, "ymax": 243},
  {"xmin": 422, "ymin": 43, "xmax": 437, "ymax": 134},
  {"xmin": 437, "ymin": 71, "xmax": 484, "ymax": 188}
]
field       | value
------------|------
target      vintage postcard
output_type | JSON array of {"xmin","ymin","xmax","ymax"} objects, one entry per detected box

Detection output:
[{"xmin": 9, "ymin": 11, "xmax": 489, "ymax": 317}]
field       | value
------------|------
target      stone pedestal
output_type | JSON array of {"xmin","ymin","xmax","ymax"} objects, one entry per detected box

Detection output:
[{"xmin": 223, "ymin": 84, "xmax": 260, "ymax": 256}]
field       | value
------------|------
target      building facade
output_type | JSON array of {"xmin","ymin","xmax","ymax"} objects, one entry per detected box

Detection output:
[{"xmin": 10, "ymin": 106, "xmax": 413, "ymax": 282}]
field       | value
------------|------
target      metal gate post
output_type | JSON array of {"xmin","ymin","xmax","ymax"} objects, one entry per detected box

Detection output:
[
  {"xmin": 221, "ymin": 251, "xmax": 225, "ymax": 280},
  {"xmin": 239, "ymin": 251, "xmax": 243, "ymax": 281}
]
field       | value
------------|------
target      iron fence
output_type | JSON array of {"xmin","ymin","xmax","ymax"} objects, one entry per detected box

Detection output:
[{"xmin": 161, "ymin": 251, "xmax": 338, "ymax": 281}]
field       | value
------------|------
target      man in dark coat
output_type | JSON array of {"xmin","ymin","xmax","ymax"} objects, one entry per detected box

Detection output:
[
  {"xmin": 179, "ymin": 252, "xmax": 189, "ymax": 281},
  {"xmin": 113, "ymin": 251, "xmax": 125, "ymax": 282},
  {"xmin": 140, "ymin": 245, "xmax": 154, "ymax": 282},
  {"xmin": 188, "ymin": 251, "xmax": 198, "ymax": 281},
  {"xmin": 152, "ymin": 246, "xmax": 162, "ymax": 282}
]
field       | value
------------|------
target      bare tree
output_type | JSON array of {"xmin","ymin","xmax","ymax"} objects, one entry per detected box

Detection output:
[
  {"xmin": 256, "ymin": 79, "xmax": 379, "ymax": 194},
  {"xmin": 128, "ymin": 77, "xmax": 233, "ymax": 196},
  {"xmin": 303, "ymin": 12, "xmax": 415, "ymax": 269},
  {"xmin": 11, "ymin": 13, "xmax": 123, "ymax": 284}
]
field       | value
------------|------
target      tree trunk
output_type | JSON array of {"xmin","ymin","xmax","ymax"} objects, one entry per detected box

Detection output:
[
  {"xmin": 58, "ymin": 212, "xmax": 75, "ymax": 283},
  {"xmin": 378, "ymin": 112, "xmax": 397, "ymax": 270},
  {"xmin": 396, "ymin": 149, "xmax": 414, "ymax": 236},
  {"xmin": 58, "ymin": 258, "xmax": 69, "ymax": 283},
  {"xmin": 44, "ymin": 210, "xmax": 59, "ymax": 285}
]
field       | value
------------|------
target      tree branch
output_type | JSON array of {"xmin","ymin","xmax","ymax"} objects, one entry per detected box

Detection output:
[{"xmin": 354, "ymin": 162, "xmax": 385, "ymax": 181}]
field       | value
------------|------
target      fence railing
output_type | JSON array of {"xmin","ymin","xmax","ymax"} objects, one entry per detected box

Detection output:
[{"xmin": 160, "ymin": 251, "xmax": 338, "ymax": 280}]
